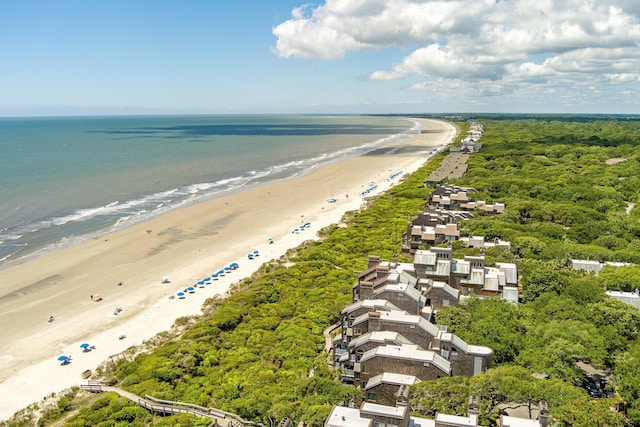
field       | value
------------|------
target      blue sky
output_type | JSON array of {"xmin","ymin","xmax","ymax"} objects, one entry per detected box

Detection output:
[{"xmin": 1, "ymin": 0, "xmax": 639, "ymax": 116}]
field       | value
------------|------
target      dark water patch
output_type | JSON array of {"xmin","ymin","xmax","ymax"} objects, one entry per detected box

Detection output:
[{"xmin": 89, "ymin": 124, "xmax": 406, "ymax": 138}]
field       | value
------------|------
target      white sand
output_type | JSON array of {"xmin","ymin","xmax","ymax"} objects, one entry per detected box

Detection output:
[{"xmin": 0, "ymin": 119, "xmax": 456, "ymax": 421}]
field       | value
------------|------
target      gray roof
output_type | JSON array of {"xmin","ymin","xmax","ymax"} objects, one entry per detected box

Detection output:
[
  {"xmin": 606, "ymin": 290, "xmax": 640, "ymax": 309},
  {"xmin": 361, "ymin": 402, "xmax": 407, "ymax": 420},
  {"xmin": 414, "ymin": 250, "xmax": 437, "ymax": 266},
  {"xmin": 438, "ymin": 331, "xmax": 493, "ymax": 356},
  {"xmin": 375, "ymin": 309, "xmax": 442, "ymax": 337},
  {"xmin": 435, "ymin": 259, "xmax": 451, "ymax": 276},
  {"xmin": 496, "ymin": 262, "xmax": 518, "ymax": 285},
  {"xmin": 377, "ymin": 282, "xmax": 424, "ymax": 304},
  {"xmin": 451, "ymin": 259, "xmax": 470, "ymax": 274},
  {"xmin": 400, "ymin": 269, "xmax": 418, "ymax": 287},
  {"xmin": 325, "ymin": 406, "xmax": 371, "ymax": 427},
  {"xmin": 570, "ymin": 259, "xmax": 603, "ymax": 273},
  {"xmin": 360, "ymin": 344, "xmax": 451, "ymax": 374},
  {"xmin": 467, "ymin": 268, "xmax": 485, "ymax": 285},
  {"xmin": 484, "ymin": 270, "xmax": 500, "ymax": 291},
  {"xmin": 349, "ymin": 330, "xmax": 413, "ymax": 349},
  {"xmin": 341, "ymin": 299, "xmax": 400, "ymax": 315},
  {"xmin": 502, "ymin": 286, "xmax": 519, "ymax": 303},
  {"xmin": 364, "ymin": 372, "xmax": 419, "ymax": 390},
  {"xmin": 432, "ymin": 281, "xmax": 459, "ymax": 299}
]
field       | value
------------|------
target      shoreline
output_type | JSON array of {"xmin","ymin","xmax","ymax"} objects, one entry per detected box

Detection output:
[
  {"xmin": 0, "ymin": 118, "xmax": 456, "ymax": 421},
  {"xmin": 0, "ymin": 116, "xmax": 418, "ymax": 271}
]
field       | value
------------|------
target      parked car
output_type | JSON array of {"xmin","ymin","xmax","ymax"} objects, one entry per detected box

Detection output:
[
  {"xmin": 599, "ymin": 379, "xmax": 615, "ymax": 398},
  {"xmin": 585, "ymin": 381, "xmax": 602, "ymax": 398},
  {"xmin": 603, "ymin": 386, "xmax": 615, "ymax": 398}
]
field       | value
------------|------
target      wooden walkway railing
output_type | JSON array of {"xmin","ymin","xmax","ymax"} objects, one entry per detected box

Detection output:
[{"xmin": 79, "ymin": 381, "xmax": 263, "ymax": 427}]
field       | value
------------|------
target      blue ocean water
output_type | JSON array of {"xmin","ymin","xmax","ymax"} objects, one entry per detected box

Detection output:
[{"xmin": 0, "ymin": 115, "xmax": 417, "ymax": 266}]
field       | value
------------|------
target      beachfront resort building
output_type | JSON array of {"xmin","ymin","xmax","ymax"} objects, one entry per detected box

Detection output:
[
  {"xmin": 402, "ymin": 185, "xmax": 507, "ymax": 255},
  {"xmin": 325, "ymin": 396, "xmax": 550, "ymax": 427},
  {"xmin": 334, "ymin": 309, "xmax": 493, "ymax": 386},
  {"xmin": 427, "ymin": 185, "xmax": 505, "ymax": 215},
  {"xmin": 333, "ymin": 254, "xmax": 494, "ymax": 388},
  {"xmin": 355, "ymin": 252, "xmax": 519, "ymax": 307}
]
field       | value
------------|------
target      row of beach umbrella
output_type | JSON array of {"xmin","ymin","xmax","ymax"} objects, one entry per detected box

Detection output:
[
  {"xmin": 176, "ymin": 262, "xmax": 240, "ymax": 299},
  {"xmin": 361, "ymin": 184, "xmax": 378, "ymax": 196},
  {"xmin": 388, "ymin": 170, "xmax": 403, "ymax": 180},
  {"xmin": 292, "ymin": 222, "xmax": 311, "ymax": 234}
]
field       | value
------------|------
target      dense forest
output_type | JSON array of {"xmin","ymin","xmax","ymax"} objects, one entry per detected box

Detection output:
[{"xmin": 5, "ymin": 116, "xmax": 640, "ymax": 427}]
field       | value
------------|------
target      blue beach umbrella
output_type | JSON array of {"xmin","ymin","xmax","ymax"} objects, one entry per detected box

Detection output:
[
  {"xmin": 224, "ymin": 266, "xmax": 231, "ymax": 272},
  {"xmin": 218, "ymin": 269, "xmax": 225, "ymax": 275},
  {"xmin": 177, "ymin": 291, "xmax": 185, "ymax": 298},
  {"xmin": 248, "ymin": 253, "xmax": 254, "ymax": 259},
  {"xmin": 230, "ymin": 262, "xmax": 239, "ymax": 269},
  {"xmin": 187, "ymin": 287, "xmax": 195, "ymax": 293},
  {"xmin": 212, "ymin": 274, "xmax": 219, "ymax": 280},
  {"xmin": 80, "ymin": 343, "xmax": 90, "ymax": 349},
  {"xmin": 57, "ymin": 355, "xmax": 68, "ymax": 361},
  {"xmin": 253, "ymin": 250, "xmax": 259, "ymax": 255}
]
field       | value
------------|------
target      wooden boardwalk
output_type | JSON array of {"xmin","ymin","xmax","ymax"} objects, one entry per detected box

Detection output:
[
  {"xmin": 323, "ymin": 322, "xmax": 340, "ymax": 370},
  {"xmin": 80, "ymin": 381, "xmax": 263, "ymax": 427}
]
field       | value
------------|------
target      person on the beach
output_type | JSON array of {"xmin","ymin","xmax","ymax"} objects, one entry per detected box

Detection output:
[{"xmin": 48, "ymin": 315, "xmax": 54, "ymax": 323}]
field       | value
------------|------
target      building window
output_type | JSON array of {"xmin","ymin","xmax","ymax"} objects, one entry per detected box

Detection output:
[{"xmin": 367, "ymin": 392, "xmax": 377, "ymax": 401}]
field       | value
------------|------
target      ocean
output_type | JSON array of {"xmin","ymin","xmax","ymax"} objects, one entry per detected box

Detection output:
[{"xmin": 0, "ymin": 115, "xmax": 417, "ymax": 267}]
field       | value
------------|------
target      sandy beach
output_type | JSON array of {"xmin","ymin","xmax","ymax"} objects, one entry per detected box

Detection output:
[{"xmin": 0, "ymin": 118, "xmax": 456, "ymax": 421}]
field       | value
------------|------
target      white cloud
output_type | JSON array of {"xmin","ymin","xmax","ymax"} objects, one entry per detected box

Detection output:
[{"xmin": 272, "ymin": 0, "xmax": 640, "ymax": 111}]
